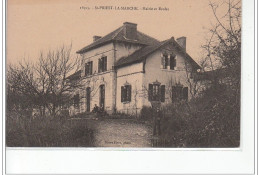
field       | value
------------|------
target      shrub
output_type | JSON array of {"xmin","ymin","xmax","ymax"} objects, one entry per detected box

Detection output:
[
  {"xmin": 159, "ymin": 84, "xmax": 240, "ymax": 147},
  {"xmin": 6, "ymin": 111, "xmax": 94, "ymax": 147},
  {"xmin": 140, "ymin": 106, "xmax": 154, "ymax": 120}
]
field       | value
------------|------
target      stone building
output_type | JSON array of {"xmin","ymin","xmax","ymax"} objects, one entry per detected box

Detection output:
[{"xmin": 68, "ymin": 22, "xmax": 201, "ymax": 116}]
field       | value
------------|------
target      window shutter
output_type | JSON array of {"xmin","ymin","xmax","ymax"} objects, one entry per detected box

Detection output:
[
  {"xmin": 160, "ymin": 85, "xmax": 165, "ymax": 102},
  {"xmin": 173, "ymin": 57, "xmax": 176, "ymax": 68},
  {"xmin": 121, "ymin": 86, "xmax": 124, "ymax": 102},
  {"xmin": 161, "ymin": 56, "xmax": 164, "ymax": 69},
  {"xmin": 165, "ymin": 55, "xmax": 169, "ymax": 68},
  {"xmin": 177, "ymin": 87, "xmax": 183, "ymax": 100},
  {"xmin": 90, "ymin": 62, "xmax": 93, "ymax": 75},
  {"xmin": 172, "ymin": 86, "xmax": 176, "ymax": 102},
  {"xmin": 148, "ymin": 84, "xmax": 153, "ymax": 101},
  {"xmin": 182, "ymin": 87, "xmax": 188, "ymax": 100},
  {"xmin": 104, "ymin": 57, "xmax": 107, "ymax": 71},
  {"xmin": 128, "ymin": 85, "xmax": 131, "ymax": 101},
  {"xmin": 170, "ymin": 56, "xmax": 174, "ymax": 70},
  {"xmin": 74, "ymin": 94, "xmax": 80, "ymax": 107},
  {"xmin": 85, "ymin": 63, "xmax": 88, "ymax": 76},
  {"xmin": 98, "ymin": 59, "xmax": 101, "ymax": 73}
]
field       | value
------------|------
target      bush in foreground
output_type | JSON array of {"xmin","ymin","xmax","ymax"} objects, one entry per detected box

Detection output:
[
  {"xmin": 6, "ymin": 112, "xmax": 94, "ymax": 147},
  {"xmin": 142, "ymin": 84, "xmax": 240, "ymax": 148}
]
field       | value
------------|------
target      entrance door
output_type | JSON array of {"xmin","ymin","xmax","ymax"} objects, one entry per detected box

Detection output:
[
  {"xmin": 86, "ymin": 87, "xmax": 91, "ymax": 112},
  {"xmin": 99, "ymin": 85, "xmax": 105, "ymax": 110}
]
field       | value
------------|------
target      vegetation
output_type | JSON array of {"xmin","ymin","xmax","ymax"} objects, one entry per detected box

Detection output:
[
  {"xmin": 143, "ymin": 0, "xmax": 241, "ymax": 147},
  {"xmin": 7, "ymin": 44, "xmax": 82, "ymax": 117},
  {"xmin": 6, "ymin": 0, "xmax": 241, "ymax": 148},
  {"xmin": 166, "ymin": 84, "xmax": 239, "ymax": 147},
  {"xmin": 6, "ymin": 110, "xmax": 94, "ymax": 147}
]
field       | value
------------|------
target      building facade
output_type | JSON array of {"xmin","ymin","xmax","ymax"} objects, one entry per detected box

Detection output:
[{"xmin": 69, "ymin": 22, "xmax": 201, "ymax": 116}]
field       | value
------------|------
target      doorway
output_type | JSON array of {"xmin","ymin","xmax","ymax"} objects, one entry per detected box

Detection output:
[
  {"xmin": 99, "ymin": 85, "xmax": 105, "ymax": 111},
  {"xmin": 86, "ymin": 87, "xmax": 91, "ymax": 112}
]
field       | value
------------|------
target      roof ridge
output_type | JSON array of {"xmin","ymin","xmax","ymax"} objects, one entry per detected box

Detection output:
[
  {"xmin": 77, "ymin": 24, "xmax": 172, "ymax": 54},
  {"xmin": 111, "ymin": 26, "xmax": 124, "ymax": 40},
  {"xmin": 115, "ymin": 38, "xmax": 172, "ymax": 67},
  {"xmin": 115, "ymin": 37, "xmax": 201, "ymax": 69},
  {"xmin": 137, "ymin": 30, "xmax": 160, "ymax": 42}
]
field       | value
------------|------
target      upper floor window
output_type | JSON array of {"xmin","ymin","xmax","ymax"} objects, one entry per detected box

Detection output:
[
  {"xmin": 169, "ymin": 55, "xmax": 176, "ymax": 70},
  {"xmin": 148, "ymin": 81, "xmax": 165, "ymax": 102},
  {"xmin": 172, "ymin": 86, "xmax": 188, "ymax": 102},
  {"xmin": 161, "ymin": 54, "xmax": 176, "ymax": 70},
  {"xmin": 161, "ymin": 54, "xmax": 168, "ymax": 69},
  {"xmin": 121, "ymin": 84, "xmax": 131, "ymax": 103},
  {"xmin": 98, "ymin": 56, "xmax": 107, "ymax": 73},
  {"xmin": 85, "ymin": 61, "xmax": 93, "ymax": 76}
]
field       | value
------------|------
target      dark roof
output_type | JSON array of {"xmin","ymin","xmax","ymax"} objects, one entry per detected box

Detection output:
[
  {"xmin": 66, "ymin": 70, "xmax": 81, "ymax": 81},
  {"xmin": 76, "ymin": 25, "xmax": 160, "ymax": 54},
  {"xmin": 115, "ymin": 38, "xmax": 172, "ymax": 68},
  {"xmin": 115, "ymin": 37, "xmax": 201, "ymax": 69}
]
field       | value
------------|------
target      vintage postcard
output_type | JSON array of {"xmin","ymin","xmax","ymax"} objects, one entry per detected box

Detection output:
[{"xmin": 6, "ymin": 0, "xmax": 241, "ymax": 149}]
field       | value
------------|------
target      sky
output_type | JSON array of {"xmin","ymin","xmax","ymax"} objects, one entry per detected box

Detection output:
[{"xmin": 7, "ymin": 0, "xmax": 227, "ymax": 65}]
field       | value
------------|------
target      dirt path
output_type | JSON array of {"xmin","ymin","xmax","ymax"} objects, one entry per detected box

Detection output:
[{"xmin": 92, "ymin": 119, "xmax": 153, "ymax": 147}]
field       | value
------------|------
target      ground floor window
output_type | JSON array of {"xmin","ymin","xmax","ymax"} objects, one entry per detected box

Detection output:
[
  {"xmin": 73, "ymin": 94, "xmax": 80, "ymax": 108},
  {"xmin": 121, "ymin": 84, "xmax": 131, "ymax": 103},
  {"xmin": 172, "ymin": 86, "xmax": 188, "ymax": 102},
  {"xmin": 148, "ymin": 82, "xmax": 165, "ymax": 102}
]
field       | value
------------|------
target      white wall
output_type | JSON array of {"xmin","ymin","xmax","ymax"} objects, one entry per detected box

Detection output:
[
  {"xmin": 115, "ymin": 42, "xmax": 142, "ymax": 61},
  {"xmin": 81, "ymin": 43, "xmax": 114, "ymax": 76},
  {"xmin": 143, "ymin": 44, "xmax": 195, "ymax": 107},
  {"xmin": 69, "ymin": 43, "xmax": 116, "ymax": 115},
  {"xmin": 71, "ymin": 41, "xmax": 198, "ymax": 116},
  {"xmin": 80, "ymin": 72, "xmax": 114, "ymax": 113},
  {"xmin": 116, "ymin": 62, "xmax": 144, "ymax": 116}
]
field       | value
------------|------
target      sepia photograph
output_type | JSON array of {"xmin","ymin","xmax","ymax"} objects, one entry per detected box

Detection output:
[{"xmin": 6, "ymin": 0, "xmax": 241, "ymax": 148}]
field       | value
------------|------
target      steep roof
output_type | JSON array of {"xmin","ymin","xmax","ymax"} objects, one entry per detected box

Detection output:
[
  {"xmin": 76, "ymin": 25, "xmax": 160, "ymax": 54},
  {"xmin": 115, "ymin": 37, "xmax": 201, "ymax": 69},
  {"xmin": 115, "ymin": 38, "xmax": 171, "ymax": 68}
]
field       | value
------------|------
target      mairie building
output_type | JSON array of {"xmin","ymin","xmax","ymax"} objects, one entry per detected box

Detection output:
[{"xmin": 68, "ymin": 22, "xmax": 201, "ymax": 116}]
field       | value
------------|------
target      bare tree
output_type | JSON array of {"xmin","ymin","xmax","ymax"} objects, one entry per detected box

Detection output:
[
  {"xmin": 201, "ymin": 0, "xmax": 241, "ymax": 86},
  {"xmin": 7, "ymin": 44, "xmax": 82, "ymax": 117},
  {"xmin": 183, "ymin": 60, "xmax": 205, "ymax": 98}
]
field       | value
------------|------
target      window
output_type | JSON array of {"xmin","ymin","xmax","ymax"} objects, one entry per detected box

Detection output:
[
  {"xmin": 148, "ymin": 83, "xmax": 165, "ymax": 102},
  {"xmin": 73, "ymin": 94, "xmax": 80, "ymax": 108},
  {"xmin": 161, "ymin": 54, "xmax": 176, "ymax": 70},
  {"xmin": 85, "ymin": 61, "xmax": 93, "ymax": 76},
  {"xmin": 160, "ymin": 85, "xmax": 165, "ymax": 102},
  {"xmin": 172, "ymin": 86, "xmax": 188, "ymax": 102},
  {"xmin": 121, "ymin": 85, "xmax": 131, "ymax": 102},
  {"xmin": 98, "ymin": 56, "xmax": 107, "ymax": 73},
  {"xmin": 161, "ymin": 54, "xmax": 168, "ymax": 69},
  {"xmin": 169, "ymin": 55, "xmax": 176, "ymax": 70}
]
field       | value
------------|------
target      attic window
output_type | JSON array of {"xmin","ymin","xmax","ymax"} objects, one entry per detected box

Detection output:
[
  {"xmin": 161, "ymin": 54, "xmax": 176, "ymax": 70},
  {"xmin": 98, "ymin": 56, "xmax": 107, "ymax": 73},
  {"xmin": 161, "ymin": 54, "xmax": 168, "ymax": 69},
  {"xmin": 169, "ymin": 55, "xmax": 176, "ymax": 70}
]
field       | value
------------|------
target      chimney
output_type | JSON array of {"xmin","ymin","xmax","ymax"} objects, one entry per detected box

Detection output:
[
  {"xmin": 93, "ymin": 36, "xmax": 102, "ymax": 42},
  {"xmin": 123, "ymin": 22, "xmax": 137, "ymax": 40},
  {"xmin": 176, "ymin": 37, "xmax": 186, "ymax": 51}
]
